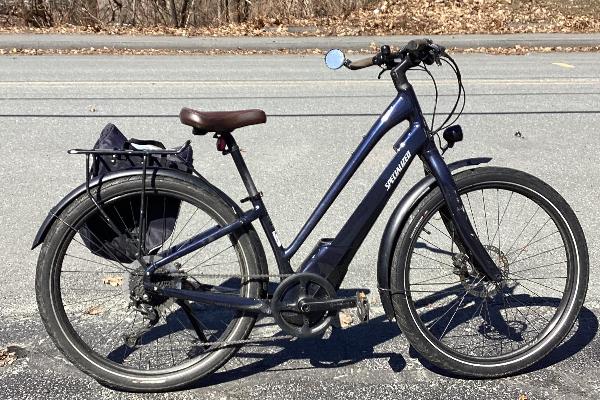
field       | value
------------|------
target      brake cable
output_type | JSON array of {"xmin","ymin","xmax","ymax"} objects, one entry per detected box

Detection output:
[
  {"xmin": 433, "ymin": 53, "xmax": 466, "ymax": 134},
  {"xmin": 405, "ymin": 49, "xmax": 465, "ymax": 151},
  {"xmin": 372, "ymin": 46, "xmax": 465, "ymax": 148},
  {"xmin": 419, "ymin": 63, "xmax": 439, "ymax": 131}
]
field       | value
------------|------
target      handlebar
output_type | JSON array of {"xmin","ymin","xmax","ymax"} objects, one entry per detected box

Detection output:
[
  {"xmin": 343, "ymin": 39, "xmax": 445, "ymax": 71},
  {"xmin": 345, "ymin": 56, "xmax": 375, "ymax": 70},
  {"xmin": 402, "ymin": 38, "xmax": 432, "ymax": 52},
  {"xmin": 334, "ymin": 39, "xmax": 464, "ymax": 137}
]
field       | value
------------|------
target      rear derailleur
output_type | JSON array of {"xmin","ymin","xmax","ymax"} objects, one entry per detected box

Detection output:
[{"xmin": 123, "ymin": 257, "xmax": 184, "ymax": 347}]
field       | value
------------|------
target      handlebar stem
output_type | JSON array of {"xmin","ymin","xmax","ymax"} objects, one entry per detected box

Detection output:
[{"xmin": 390, "ymin": 58, "xmax": 416, "ymax": 92}]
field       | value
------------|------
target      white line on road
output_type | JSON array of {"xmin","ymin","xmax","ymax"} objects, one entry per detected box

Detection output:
[
  {"xmin": 0, "ymin": 78, "xmax": 599, "ymax": 86},
  {"xmin": 552, "ymin": 62, "xmax": 576, "ymax": 69}
]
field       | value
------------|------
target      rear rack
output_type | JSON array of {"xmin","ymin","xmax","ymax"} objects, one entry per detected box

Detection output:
[
  {"xmin": 68, "ymin": 140, "xmax": 192, "ymax": 157},
  {"xmin": 68, "ymin": 140, "xmax": 192, "ymax": 262}
]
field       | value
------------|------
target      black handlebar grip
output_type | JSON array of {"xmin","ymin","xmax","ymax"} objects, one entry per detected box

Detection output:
[
  {"xmin": 404, "ymin": 39, "xmax": 431, "ymax": 52},
  {"xmin": 347, "ymin": 56, "xmax": 375, "ymax": 70}
]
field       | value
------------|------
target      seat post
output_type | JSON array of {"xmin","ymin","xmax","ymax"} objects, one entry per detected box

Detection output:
[{"xmin": 221, "ymin": 132, "xmax": 260, "ymax": 199}]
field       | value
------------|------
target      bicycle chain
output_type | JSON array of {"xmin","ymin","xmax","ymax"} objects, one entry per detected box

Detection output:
[{"xmin": 170, "ymin": 272, "xmax": 294, "ymax": 279}]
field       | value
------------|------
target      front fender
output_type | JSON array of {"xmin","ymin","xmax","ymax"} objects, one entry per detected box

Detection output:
[
  {"xmin": 377, "ymin": 157, "xmax": 491, "ymax": 319},
  {"xmin": 32, "ymin": 168, "xmax": 241, "ymax": 249}
]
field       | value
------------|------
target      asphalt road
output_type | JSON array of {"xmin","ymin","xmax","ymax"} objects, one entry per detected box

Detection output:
[
  {"xmin": 3, "ymin": 32, "xmax": 600, "ymax": 50},
  {"xmin": 0, "ymin": 52, "xmax": 599, "ymax": 399}
]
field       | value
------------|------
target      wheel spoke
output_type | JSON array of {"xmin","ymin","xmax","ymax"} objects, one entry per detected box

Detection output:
[
  {"xmin": 53, "ymin": 212, "xmax": 133, "ymax": 273},
  {"xmin": 505, "ymin": 206, "xmax": 540, "ymax": 256},
  {"xmin": 439, "ymin": 277, "xmax": 483, "ymax": 340},
  {"xmin": 43, "ymin": 180, "xmax": 256, "ymax": 377},
  {"xmin": 185, "ymin": 244, "xmax": 235, "ymax": 274},
  {"xmin": 507, "ymin": 217, "xmax": 552, "ymax": 264},
  {"xmin": 481, "ymin": 189, "xmax": 490, "ymax": 245},
  {"xmin": 404, "ymin": 180, "xmax": 577, "ymax": 363}
]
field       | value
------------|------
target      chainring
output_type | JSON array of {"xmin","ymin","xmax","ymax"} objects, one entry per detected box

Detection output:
[{"xmin": 271, "ymin": 273, "xmax": 336, "ymax": 338}]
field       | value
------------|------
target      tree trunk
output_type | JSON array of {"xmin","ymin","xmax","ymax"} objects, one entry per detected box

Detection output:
[
  {"xmin": 180, "ymin": 0, "xmax": 190, "ymax": 26},
  {"xmin": 131, "ymin": 0, "xmax": 137, "ymax": 25},
  {"xmin": 169, "ymin": 0, "xmax": 178, "ymax": 27}
]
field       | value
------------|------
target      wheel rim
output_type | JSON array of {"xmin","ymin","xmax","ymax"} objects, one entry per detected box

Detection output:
[
  {"xmin": 402, "ymin": 181, "xmax": 579, "ymax": 364},
  {"xmin": 48, "ymin": 184, "xmax": 255, "ymax": 375}
]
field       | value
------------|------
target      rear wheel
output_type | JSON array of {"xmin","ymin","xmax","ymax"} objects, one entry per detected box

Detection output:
[
  {"xmin": 36, "ymin": 175, "xmax": 267, "ymax": 391},
  {"xmin": 391, "ymin": 167, "xmax": 588, "ymax": 377}
]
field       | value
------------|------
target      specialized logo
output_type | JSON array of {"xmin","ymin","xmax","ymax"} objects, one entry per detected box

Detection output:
[{"xmin": 385, "ymin": 150, "xmax": 411, "ymax": 191}]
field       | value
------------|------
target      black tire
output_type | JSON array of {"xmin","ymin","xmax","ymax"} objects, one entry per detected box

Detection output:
[
  {"xmin": 36, "ymin": 174, "xmax": 268, "ymax": 391},
  {"xmin": 391, "ymin": 167, "xmax": 588, "ymax": 377}
]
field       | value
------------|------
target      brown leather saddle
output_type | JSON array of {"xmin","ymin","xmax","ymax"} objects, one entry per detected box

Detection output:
[{"xmin": 179, "ymin": 107, "xmax": 266, "ymax": 135}]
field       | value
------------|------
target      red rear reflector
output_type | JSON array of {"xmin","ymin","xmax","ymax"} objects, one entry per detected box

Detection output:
[{"xmin": 216, "ymin": 137, "xmax": 226, "ymax": 152}]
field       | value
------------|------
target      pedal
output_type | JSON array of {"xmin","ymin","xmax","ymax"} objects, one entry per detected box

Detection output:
[
  {"xmin": 356, "ymin": 291, "xmax": 370, "ymax": 323},
  {"xmin": 333, "ymin": 291, "xmax": 370, "ymax": 330}
]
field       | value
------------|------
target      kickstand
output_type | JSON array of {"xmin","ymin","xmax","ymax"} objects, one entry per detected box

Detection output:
[{"xmin": 177, "ymin": 300, "xmax": 211, "ymax": 349}]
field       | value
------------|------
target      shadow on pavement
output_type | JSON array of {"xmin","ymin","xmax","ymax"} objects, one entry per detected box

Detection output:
[
  {"xmin": 196, "ymin": 313, "xmax": 406, "ymax": 388},
  {"xmin": 98, "ymin": 283, "xmax": 597, "ymax": 390},
  {"xmin": 198, "ymin": 298, "xmax": 597, "ymax": 387},
  {"xmin": 409, "ymin": 305, "xmax": 598, "ymax": 378}
]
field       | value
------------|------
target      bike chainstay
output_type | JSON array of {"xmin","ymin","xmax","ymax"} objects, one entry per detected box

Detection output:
[{"xmin": 156, "ymin": 271, "xmax": 296, "ymax": 348}]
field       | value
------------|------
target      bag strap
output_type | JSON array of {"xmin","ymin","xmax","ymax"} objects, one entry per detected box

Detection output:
[{"xmin": 126, "ymin": 138, "xmax": 166, "ymax": 149}]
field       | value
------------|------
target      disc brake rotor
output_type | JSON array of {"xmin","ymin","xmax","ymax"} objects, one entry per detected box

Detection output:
[{"xmin": 454, "ymin": 245, "xmax": 510, "ymax": 298}]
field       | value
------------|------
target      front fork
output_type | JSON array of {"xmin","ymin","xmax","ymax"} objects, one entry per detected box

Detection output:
[{"xmin": 421, "ymin": 140, "xmax": 503, "ymax": 282}]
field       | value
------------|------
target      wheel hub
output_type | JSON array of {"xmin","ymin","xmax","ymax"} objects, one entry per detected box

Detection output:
[
  {"xmin": 453, "ymin": 245, "xmax": 510, "ymax": 298},
  {"xmin": 128, "ymin": 257, "xmax": 183, "ymax": 307}
]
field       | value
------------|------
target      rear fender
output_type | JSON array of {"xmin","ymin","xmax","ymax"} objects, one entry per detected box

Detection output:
[
  {"xmin": 377, "ymin": 157, "xmax": 491, "ymax": 319},
  {"xmin": 31, "ymin": 168, "xmax": 242, "ymax": 249}
]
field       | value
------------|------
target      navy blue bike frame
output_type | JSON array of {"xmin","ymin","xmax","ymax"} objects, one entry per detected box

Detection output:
[{"xmin": 147, "ymin": 60, "xmax": 502, "ymax": 293}]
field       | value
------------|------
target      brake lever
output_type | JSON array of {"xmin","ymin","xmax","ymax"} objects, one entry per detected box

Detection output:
[
  {"xmin": 434, "ymin": 51, "xmax": 442, "ymax": 66},
  {"xmin": 377, "ymin": 67, "xmax": 388, "ymax": 79},
  {"xmin": 431, "ymin": 44, "xmax": 445, "ymax": 66}
]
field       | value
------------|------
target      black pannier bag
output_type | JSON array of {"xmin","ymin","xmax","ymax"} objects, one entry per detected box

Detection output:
[{"xmin": 79, "ymin": 123, "xmax": 193, "ymax": 263}]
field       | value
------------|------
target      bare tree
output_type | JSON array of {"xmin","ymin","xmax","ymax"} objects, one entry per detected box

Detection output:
[{"xmin": 0, "ymin": 0, "xmax": 372, "ymax": 28}]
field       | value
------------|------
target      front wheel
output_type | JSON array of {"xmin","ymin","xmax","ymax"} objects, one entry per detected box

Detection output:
[{"xmin": 391, "ymin": 167, "xmax": 588, "ymax": 377}]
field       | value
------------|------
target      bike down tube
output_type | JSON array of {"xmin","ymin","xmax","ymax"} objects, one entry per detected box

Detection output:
[
  {"xmin": 283, "ymin": 91, "xmax": 418, "ymax": 260},
  {"xmin": 299, "ymin": 120, "xmax": 427, "ymax": 288}
]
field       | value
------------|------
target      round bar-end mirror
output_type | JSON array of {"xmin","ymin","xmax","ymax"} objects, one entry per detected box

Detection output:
[{"xmin": 324, "ymin": 49, "xmax": 345, "ymax": 70}]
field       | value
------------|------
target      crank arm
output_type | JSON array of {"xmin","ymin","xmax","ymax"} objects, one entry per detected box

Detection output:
[
  {"xmin": 157, "ymin": 287, "xmax": 270, "ymax": 314},
  {"xmin": 298, "ymin": 297, "xmax": 357, "ymax": 313}
]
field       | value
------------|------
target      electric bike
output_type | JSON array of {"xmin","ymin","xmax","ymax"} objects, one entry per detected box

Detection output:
[{"xmin": 33, "ymin": 39, "xmax": 589, "ymax": 391}]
